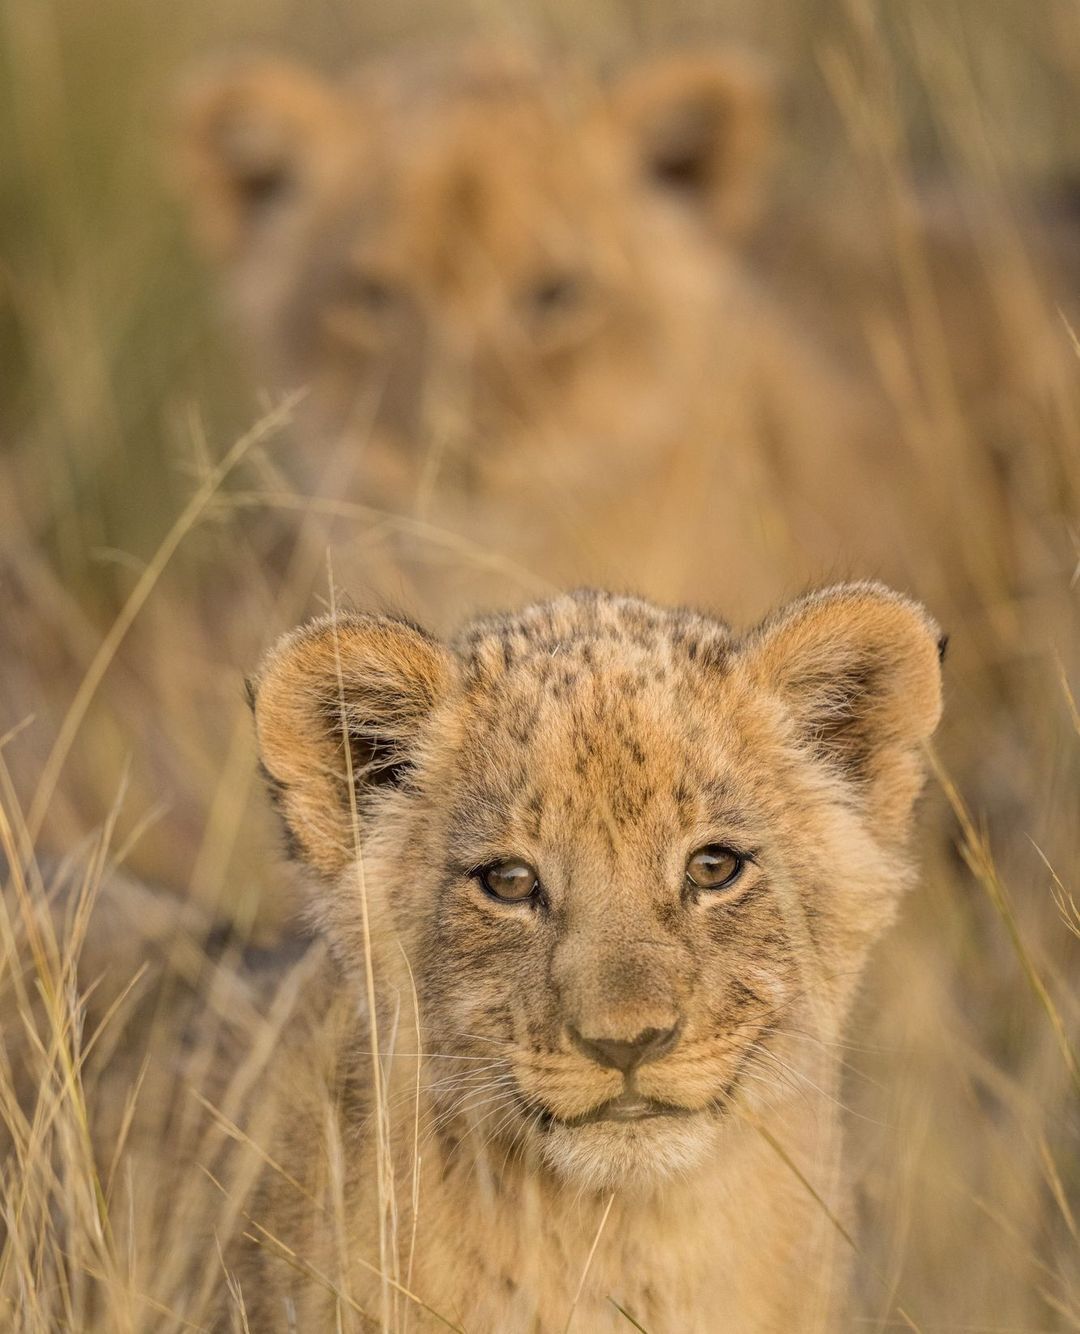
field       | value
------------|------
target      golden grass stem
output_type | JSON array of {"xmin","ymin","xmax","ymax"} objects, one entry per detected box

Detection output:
[{"xmin": 24, "ymin": 392, "xmax": 305, "ymax": 846}]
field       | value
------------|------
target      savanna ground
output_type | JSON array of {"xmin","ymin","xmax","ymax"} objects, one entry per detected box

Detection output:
[{"xmin": 1, "ymin": 0, "xmax": 1079, "ymax": 1329}]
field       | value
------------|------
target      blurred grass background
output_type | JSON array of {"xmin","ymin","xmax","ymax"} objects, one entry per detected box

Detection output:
[
  {"xmin": 1, "ymin": 0, "xmax": 1079, "ymax": 1329},
  {"xmin": 4, "ymin": 0, "xmax": 1079, "ymax": 563}
]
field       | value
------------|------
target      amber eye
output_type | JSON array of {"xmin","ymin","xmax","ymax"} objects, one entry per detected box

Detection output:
[
  {"xmin": 477, "ymin": 859, "xmax": 541, "ymax": 903},
  {"xmin": 686, "ymin": 845, "xmax": 745, "ymax": 892}
]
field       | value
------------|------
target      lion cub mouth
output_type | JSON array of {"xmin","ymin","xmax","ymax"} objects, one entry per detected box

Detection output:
[{"xmin": 561, "ymin": 1093, "xmax": 693, "ymax": 1128}]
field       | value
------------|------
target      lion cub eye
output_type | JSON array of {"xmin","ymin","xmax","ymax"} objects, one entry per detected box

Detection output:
[
  {"xmin": 686, "ymin": 845, "xmax": 745, "ymax": 892},
  {"xmin": 478, "ymin": 859, "xmax": 541, "ymax": 903},
  {"xmin": 527, "ymin": 273, "xmax": 586, "ymax": 317},
  {"xmin": 343, "ymin": 269, "xmax": 403, "ymax": 317}
]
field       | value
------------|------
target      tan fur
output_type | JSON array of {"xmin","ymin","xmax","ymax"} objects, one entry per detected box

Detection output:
[
  {"xmin": 177, "ymin": 48, "xmax": 909, "ymax": 621},
  {"xmin": 177, "ymin": 46, "xmax": 774, "ymax": 472},
  {"xmin": 241, "ymin": 581, "xmax": 944, "ymax": 1332}
]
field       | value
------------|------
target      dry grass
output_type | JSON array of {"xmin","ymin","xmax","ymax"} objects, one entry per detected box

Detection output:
[{"xmin": 1, "ymin": 0, "xmax": 1079, "ymax": 1328}]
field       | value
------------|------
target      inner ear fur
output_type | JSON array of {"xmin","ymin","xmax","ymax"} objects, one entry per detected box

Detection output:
[
  {"xmin": 253, "ymin": 613, "xmax": 453, "ymax": 878},
  {"xmin": 744, "ymin": 583, "xmax": 944, "ymax": 842},
  {"xmin": 176, "ymin": 55, "xmax": 344, "ymax": 258},
  {"xmin": 613, "ymin": 50, "xmax": 773, "ymax": 237}
]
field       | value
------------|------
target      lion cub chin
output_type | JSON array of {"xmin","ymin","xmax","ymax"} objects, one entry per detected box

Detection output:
[{"xmin": 243, "ymin": 581, "xmax": 943, "ymax": 1333}]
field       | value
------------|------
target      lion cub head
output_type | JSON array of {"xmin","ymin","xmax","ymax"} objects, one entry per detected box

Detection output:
[
  {"xmin": 179, "ymin": 47, "xmax": 770, "ymax": 490},
  {"xmin": 253, "ymin": 585, "xmax": 942, "ymax": 1190}
]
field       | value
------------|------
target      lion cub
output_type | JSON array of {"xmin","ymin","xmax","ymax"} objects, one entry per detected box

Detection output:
[
  {"xmin": 243, "ymin": 581, "xmax": 944, "ymax": 1332},
  {"xmin": 178, "ymin": 48, "xmax": 907, "ymax": 614}
]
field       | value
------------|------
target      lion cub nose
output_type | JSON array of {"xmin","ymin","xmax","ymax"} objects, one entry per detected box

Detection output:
[{"xmin": 571, "ymin": 1023, "xmax": 681, "ymax": 1074}]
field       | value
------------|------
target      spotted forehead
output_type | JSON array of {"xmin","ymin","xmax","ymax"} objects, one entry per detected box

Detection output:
[
  {"xmin": 456, "ymin": 592, "xmax": 733, "ymax": 677},
  {"xmin": 444, "ymin": 594, "xmax": 737, "ymax": 845}
]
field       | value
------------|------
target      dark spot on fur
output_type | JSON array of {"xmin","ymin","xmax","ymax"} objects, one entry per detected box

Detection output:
[
  {"xmin": 697, "ymin": 638, "xmax": 730, "ymax": 674},
  {"xmin": 654, "ymin": 897, "xmax": 682, "ymax": 931},
  {"xmin": 439, "ymin": 1133, "xmax": 462, "ymax": 1171}
]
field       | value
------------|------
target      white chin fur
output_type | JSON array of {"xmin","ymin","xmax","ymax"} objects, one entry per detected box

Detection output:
[{"xmin": 538, "ymin": 1115, "xmax": 716, "ymax": 1192}]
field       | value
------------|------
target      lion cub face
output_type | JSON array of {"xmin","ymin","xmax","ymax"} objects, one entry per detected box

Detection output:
[
  {"xmin": 180, "ymin": 49, "xmax": 769, "ymax": 486},
  {"xmin": 254, "ymin": 586, "xmax": 942, "ymax": 1190}
]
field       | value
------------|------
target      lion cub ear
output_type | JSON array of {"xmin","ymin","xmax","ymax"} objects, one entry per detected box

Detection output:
[
  {"xmin": 744, "ymin": 584, "xmax": 945, "ymax": 843},
  {"xmin": 252, "ymin": 614, "xmax": 454, "ymax": 878},
  {"xmin": 176, "ymin": 56, "xmax": 344, "ymax": 258},
  {"xmin": 613, "ymin": 51, "xmax": 773, "ymax": 237}
]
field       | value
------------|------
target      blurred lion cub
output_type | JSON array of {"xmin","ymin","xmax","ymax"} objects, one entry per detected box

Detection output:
[
  {"xmin": 237, "ymin": 580, "xmax": 944, "ymax": 1331},
  {"xmin": 178, "ymin": 47, "xmax": 907, "ymax": 612}
]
